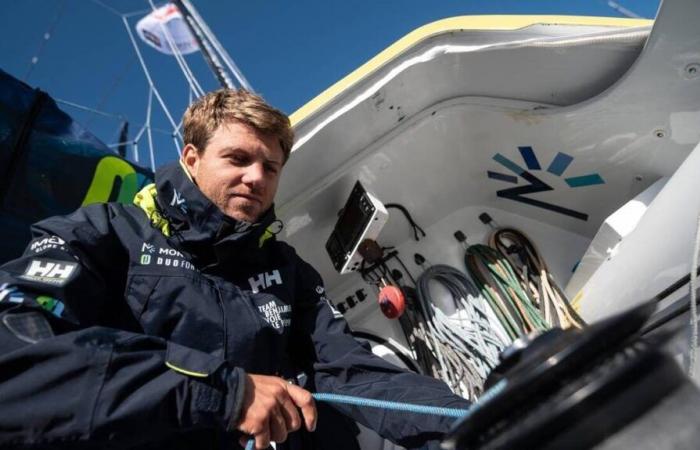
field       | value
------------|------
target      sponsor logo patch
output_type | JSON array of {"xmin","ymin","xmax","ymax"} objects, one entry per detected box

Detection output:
[
  {"xmin": 36, "ymin": 295, "xmax": 66, "ymax": 317},
  {"xmin": 20, "ymin": 259, "xmax": 78, "ymax": 286},
  {"xmin": 138, "ymin": 243, "xmax": 195, "ymax": 270},
  {"xmin": 29, "ymin": 236, "xmax": 66, "ymax": 254},
  {"xmin": 0, "ymin": 283, "xmax": 25, "ymax": 304},
  {"xmin": 257, "ymin": 299, "xmax": 292, "ymax": 330},
  {"xmin": 170, "ymin": 189, "xmax": 188, "ymax": 214}
]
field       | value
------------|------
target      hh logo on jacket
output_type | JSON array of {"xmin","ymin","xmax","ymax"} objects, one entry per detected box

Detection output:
[
  {"xmin": 20, "ymin": 259, "xmax": 78, "ymax": 286},
  {"xmin": 248, "ymin": 270, "xmax": 282, "ymax": 293}
]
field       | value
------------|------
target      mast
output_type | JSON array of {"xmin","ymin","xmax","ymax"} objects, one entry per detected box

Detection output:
[{"xmin": 172, "ymin": 0, "xmax": 253, "ymax": 91}]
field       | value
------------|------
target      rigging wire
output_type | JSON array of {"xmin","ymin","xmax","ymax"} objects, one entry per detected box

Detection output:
[
  {"xmin": 88, "ymin": 0, "xmax": 151, "ymax": 19},
  {"xmin": 122, "ymin": 14, "xmax": 183, "ymax": 161},
  {"xmin": 56, "ymin": 99, "xmax": 176, "ymax": 136},
  {"xmin": 172, "ymin": 133, "xmax": 182, "ymax": 155},
  {"xmin": 145, "ymin": 88, "xmax": 156, "ymax": 171},
  {"xmin": 174, "ymin": 0, "xmax": 235, "ymax": 89},
  {"xmin": 69, "ymin": 1, "xmax": 252, "ymax": 164},
  {"xmin": 55, "ymin": 98, "xmax": 126, "ymax": 121},
  {"xmin": 31, "ymin": 1, "xmax": 252, "ymax": 167},
  {"xmin": 24, "ymin": 0, "xmax": 67, "ymax": 82},
  {"xmin": 606, "ymin": 0, "xmax": 643, "ymax": 19},
  {"xmin": 146, "ymin": 0, "xmax": 206, "ymax": 98},
  {"xmin": 88, "ymin": 0, "xmax": 124, "ymax": 17},
  {"xmin": 85, "ymin": 58, "xmax": 136, "ymax": 130},
  {"xmin": 57, "ymin": 96, "xmax": 176, "ymax": 165},
  {"xmin": 177, "ymin": 0, "xmax": 254, "ymax": 90}
]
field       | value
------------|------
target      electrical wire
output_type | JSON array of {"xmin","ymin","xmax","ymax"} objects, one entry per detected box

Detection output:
[{"xmin": 385, "ymin": 203, "xmax": 427, "ymax": 241}]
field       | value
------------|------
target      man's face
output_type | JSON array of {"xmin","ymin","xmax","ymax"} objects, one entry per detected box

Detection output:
[{"xmin": 182, "ymin": 120, "xmax": 284, "ymax": 223}]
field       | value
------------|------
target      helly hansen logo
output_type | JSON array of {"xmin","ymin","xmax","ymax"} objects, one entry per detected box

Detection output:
[
  {"xmin": 20, "ymin": 259, "xmax": 78, "ymax": 286},
  {"xmin": 248, "ymin": 270, "xmax": 282, "ymax": 293}
]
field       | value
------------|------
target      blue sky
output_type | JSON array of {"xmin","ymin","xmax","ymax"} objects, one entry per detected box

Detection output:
[{"xmin": 1, "ymin": 0, "xmax": 660, "ymax": 167}]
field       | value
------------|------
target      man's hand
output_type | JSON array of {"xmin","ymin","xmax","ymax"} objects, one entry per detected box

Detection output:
[{"xmin": 236, "ymin": 374, "xmax": 317, "ymax": 449}]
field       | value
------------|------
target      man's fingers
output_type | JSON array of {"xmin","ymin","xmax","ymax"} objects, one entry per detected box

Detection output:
[
  {"xmin": 238, "ymin": 436, "xmax": 252, "ymax": 449},
  {"xmin": 287, "ymin": 384, "xmax": 317, "ymax": 432},
  {"xmin": 269, "ymin": 404, "xmax": 288, "ymax": 443},
  {"xmin": 255, "ymin": 421, "xmax": 271, "ymax": 450},
  {"xmin": 236, "ymin": 374, "xmax": 315, "ymax": 448},
  {"xmin": 279, "ymin": 395, "xmax": 302, "ymax": 432}
]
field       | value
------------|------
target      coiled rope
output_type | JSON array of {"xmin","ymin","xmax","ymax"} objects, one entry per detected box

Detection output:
[
  {"xmin": 489, "ymin": 228, "xmax": 585, "ymax": 329},
  {"xmin": 465, "ymin": 244, "xmax": 547, "ymax": 340},
  {"xmin": 414, "ymin": 264, "xmax": 505, "ymax": 399}
]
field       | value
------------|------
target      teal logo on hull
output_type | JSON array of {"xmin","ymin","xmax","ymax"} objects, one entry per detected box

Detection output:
[{"xmin": 487, "ymin": 146, "xmax": 605, "ymax": 221}]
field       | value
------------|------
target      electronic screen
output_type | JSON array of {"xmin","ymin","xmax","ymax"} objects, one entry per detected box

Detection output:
[
  {"xmin": 335, "ymin": 184, "xmax": 369, "ymax": 250},
  {"xmin": 326, "ymin": 181, "xmax": 386, "ymax": 274}
]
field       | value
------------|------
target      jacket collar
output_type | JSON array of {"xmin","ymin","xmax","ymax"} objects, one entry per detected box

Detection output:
[{"xmin": 154, "ymin": 161, "xmax": 276, "ymax": 253}]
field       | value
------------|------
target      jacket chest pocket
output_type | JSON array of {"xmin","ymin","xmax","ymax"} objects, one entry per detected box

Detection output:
[
  {"xmin": 125, "ymin": 271, "xmax": 225, "ymax": 356},
  {"xmin": 216, "ymin": 283, "xmax": 294, "ymax": 372}
]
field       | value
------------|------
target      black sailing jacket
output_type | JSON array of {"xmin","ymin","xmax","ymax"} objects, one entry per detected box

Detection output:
[{"xmin": 0, "ymin": 162, "xmax": 469, "ymax": 449}]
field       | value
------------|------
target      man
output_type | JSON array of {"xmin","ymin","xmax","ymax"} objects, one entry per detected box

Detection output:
[{"xmin": 0, "ymin": 89, "xmax": 469, "ymax": 449}]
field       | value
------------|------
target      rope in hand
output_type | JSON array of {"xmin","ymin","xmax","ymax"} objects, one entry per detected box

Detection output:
[{"xmin": 243, "ymin": 391, "xmax": 474, "ymax": 450}]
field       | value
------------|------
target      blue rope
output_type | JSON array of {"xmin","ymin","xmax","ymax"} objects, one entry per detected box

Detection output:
[
  {"xmin": 244, "ymin": 392, "xmax": 471, "ymax": 449},
  {"xmin": 244, "ymin": 378, "xmax": 507, "ymax": 449},
  {"xmin": 313, "ymin": 392, "xmax": 469, "ymax": 418}
]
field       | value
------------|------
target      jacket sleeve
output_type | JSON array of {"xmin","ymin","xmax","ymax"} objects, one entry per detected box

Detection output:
[
  {"xmin": 0, "ymin": 204, "xmax": 246, "ymax": 447},
  {"xmin": 291, "ymin": 256, "xmax": 470, "ymax": 449}
]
